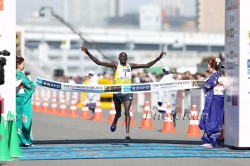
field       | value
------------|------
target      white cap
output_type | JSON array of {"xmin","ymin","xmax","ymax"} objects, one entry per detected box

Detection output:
[
  {"xmin": 163, "ymin": 67, "xmax": 170, "ymax": 73},
  {"xmin": 88, "ymin": 71, "xmax": 94, "ymax": 76}
]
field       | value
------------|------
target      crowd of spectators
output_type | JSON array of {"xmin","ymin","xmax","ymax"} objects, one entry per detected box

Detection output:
[{"xmin": 53, "ymin": 69, "xmax": 213, "ymax": 85}]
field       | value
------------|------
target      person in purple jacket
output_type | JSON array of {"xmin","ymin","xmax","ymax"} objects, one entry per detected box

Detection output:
[{"xmin": 199, "ymin": 58, "xmax": 225, "ymax": 149}]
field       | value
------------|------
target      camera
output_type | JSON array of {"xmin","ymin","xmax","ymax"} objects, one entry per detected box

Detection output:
[{"xmin": 0, "ymin": 50, "xmax": 10, "ymax": 85}]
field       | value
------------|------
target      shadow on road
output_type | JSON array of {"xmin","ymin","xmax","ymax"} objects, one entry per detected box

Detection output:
[
  {"xmin": 34, "ymin": 139, "xmax": 204, "ymax": 145},
  {"xmin": 32, "ymin": 139, "xmax": 232, "ymax": 148}
]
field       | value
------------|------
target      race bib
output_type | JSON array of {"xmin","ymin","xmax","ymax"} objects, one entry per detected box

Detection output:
[{"xmin": 119, "ymin": 68, "xmax": 131, "ymax": 79}]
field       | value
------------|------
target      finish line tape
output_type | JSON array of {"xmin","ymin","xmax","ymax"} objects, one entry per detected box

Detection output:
[{"xmin": 35, "ymin": 76, "xmax": 204, "ymax": 93}]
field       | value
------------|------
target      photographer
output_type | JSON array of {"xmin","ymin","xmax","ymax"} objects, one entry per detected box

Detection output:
[
  {"xmin": 0, "ymin": 50, "xmax": 10, "ymax": 85},
  {"xmin": 16, "ymin": 56, "xmax": 36, "ymax": 147}
]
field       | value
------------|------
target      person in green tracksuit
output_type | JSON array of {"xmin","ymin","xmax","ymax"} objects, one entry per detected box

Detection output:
[{"xmin": 16, "ymin": 56, "xmax": 36, "ymax": 147}]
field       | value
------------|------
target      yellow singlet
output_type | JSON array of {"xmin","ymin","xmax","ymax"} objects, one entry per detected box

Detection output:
[{"xmin": 114, "ymin": 63, "xmax": 132, "ymax": 85}]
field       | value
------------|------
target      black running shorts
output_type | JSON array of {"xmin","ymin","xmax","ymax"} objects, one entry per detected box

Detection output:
[{"xmin": 113, "ymin": 93, "xmax": 133, "ymax": 104}]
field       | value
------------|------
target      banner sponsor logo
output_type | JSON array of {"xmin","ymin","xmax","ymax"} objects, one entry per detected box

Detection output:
[
  {"xmin": 226, "ymin": 62, "xmax": 237, "ymax": 69},
  {"xmin": 123, "ymin": 85, "xmax": 131, "ymax": 92},
  {"xmin": 191, "ymin": 81, "xmax": 204, "ymax": 87},
  {"xmin": 0, "ymin": 0, "xmax": 3, "ymax": 11},
  {"xmin": 232, "ymin": 95, "xmax": 238, "ymax": 106},
  {"xmin": 227, "ymin": 51, "xmax": 238, "ymax": 60},
  {"xmin": 131, "ymin": 84, "xmax": 151, "ymax": 92},
  {"xmin": 35, "ymin": 78, "xmax": 43, "ymax": 85},
  {"xmin": 62, "ymin": 84, "xmax": 103, "ymax": 91},
  {"xmin": 104, "ymin": 86, "xmax": 121, "ymax": 92},
  {"xmin": 227, "ymin": 41, "xmax": 237, "ymax": 49},
  {"xmin": 226, "ymin": 28, "xmax": 238, "ymax": 38},
  {"xmin": 226, "ymin": 0, "xmax": 238, "ymax": 11},
  {"xmin": 229, "ymin": 14, "xmax": 235, "ymax": 24},
  {"xmin": 41, "ymin": 80, "xmax": 61, "ymax": 90},
  {"xmin": 152, "ymin": 81, "xmax": 184, "ymax": 88}
]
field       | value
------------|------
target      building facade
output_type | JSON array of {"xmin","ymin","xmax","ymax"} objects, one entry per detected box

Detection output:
[
  {"xmin": 196, "ymin": 0, "xmax": 225, "ymax": 33},
  {"xmin": 19, "ymin": 24, "xmax": 224, "ymax": 78},
  {"xmin": 63, "ymin": 0, "xmax": 124, "ymax": 27}
]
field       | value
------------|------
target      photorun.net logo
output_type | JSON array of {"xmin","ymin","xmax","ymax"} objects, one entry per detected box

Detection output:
[{"xmin": 0, "ymin": 0, "xmax": 3, "ymax": 11}]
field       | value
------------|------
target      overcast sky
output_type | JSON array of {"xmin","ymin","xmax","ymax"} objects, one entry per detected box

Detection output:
[{"xmin": 16, "ymin": 0, "xmax": 195, "ymax": 22}]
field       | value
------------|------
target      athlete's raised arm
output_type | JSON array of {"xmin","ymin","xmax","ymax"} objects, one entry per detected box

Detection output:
[
  {"xmin": 130, "ymin": 50, "xmax": 166, "ymax": 70},
  {"xmin": 81, "ymin": 46, "xmax": 117, "ymax": 69}
]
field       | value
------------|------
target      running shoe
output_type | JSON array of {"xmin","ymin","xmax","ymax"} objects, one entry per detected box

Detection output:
[
  {"xmin": 110, "ymin": 122, "xmax": 117, "ymax": 132},
  {"xmin": 203, "ymin": 144, "xmax": 213, "ymax": 149},
  {"xmin": 200, "ymin": 143, "xmax": 210, "ymax": 147},
  {"xmin": 29, "ymin": 143, "xmax": 35, "ymax": 147},
  {"xmin": 21, "ymin": 143, "xmax": 33, "ymax": 147},
  {"xmin": 125, "ymin": 136, "xmax": 131, "ymax": 143}
]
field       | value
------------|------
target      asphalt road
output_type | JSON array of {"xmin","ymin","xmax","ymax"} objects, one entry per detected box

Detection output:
[{"xmin": 1, "ymin": 108, "xmax": 250, "ymax": 166}]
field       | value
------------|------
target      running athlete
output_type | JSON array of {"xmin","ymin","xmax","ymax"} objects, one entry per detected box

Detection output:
[{"xmin": 81, "ymin": 46, "xmax": 166, "ymax": 142}]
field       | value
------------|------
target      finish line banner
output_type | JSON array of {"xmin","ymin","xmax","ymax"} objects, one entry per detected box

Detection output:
[{"xmin": 35, "ymin": 77, "xmax": 205, "ymax": 93}]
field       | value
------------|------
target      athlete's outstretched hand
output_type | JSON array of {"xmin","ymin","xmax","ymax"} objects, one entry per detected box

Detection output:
[
  {"xmin": 81, "ymin": 46, "xmax": 88, "ymax": 54},
  {"xmin": 158, "ymin": 50, "xmax": 167, "ymax": 60}
]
